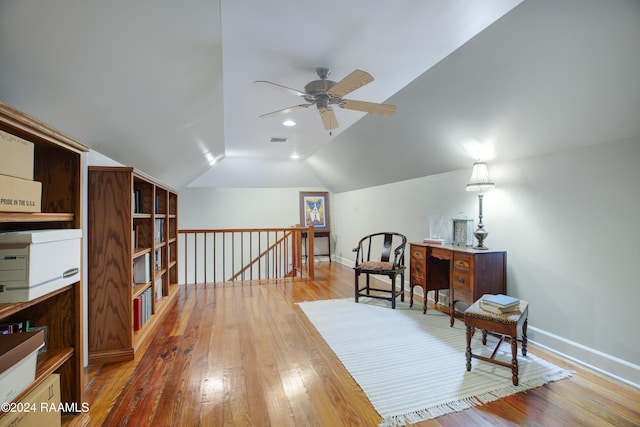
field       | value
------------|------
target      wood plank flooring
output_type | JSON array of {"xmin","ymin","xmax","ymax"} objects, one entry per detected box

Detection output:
[{"xmin": 64, "ymin": 262, "xmax": 640, "ymax": 426}]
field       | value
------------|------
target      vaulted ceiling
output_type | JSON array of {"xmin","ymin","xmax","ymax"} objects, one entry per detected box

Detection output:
[{"xmin": 1, "ymin": 1, "xmax": 639, "ymax": 193}]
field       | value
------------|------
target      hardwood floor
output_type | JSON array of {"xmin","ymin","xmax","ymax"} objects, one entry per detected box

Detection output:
[{"xmin": 64, "ymin": 262, "xmax": 640, "ymax": 427}]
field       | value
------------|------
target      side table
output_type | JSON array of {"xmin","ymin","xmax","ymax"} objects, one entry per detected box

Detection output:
[
  {"xmin": 302, "ymin": 230, "xmax": 331, "ymax": 262},
  {"xmin": 464, "ymin": 295, "xmax": 529, "ymax": 386}
]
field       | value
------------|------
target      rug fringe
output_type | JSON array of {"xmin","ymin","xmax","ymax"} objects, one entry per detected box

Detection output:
[{"xmin": 378, "ymin": 370, "xmax": 574, "ymax": 427}]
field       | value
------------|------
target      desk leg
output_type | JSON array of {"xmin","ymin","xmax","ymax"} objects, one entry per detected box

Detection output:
[
  {"xmin": 450, "ymin": 299, "xmax": 455, "ymax": 327},
  {"xmin": 465, "ymin": 325, "xmax": 473, "ymax": 371}
]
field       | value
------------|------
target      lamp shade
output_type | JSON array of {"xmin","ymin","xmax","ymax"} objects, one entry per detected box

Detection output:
[{"xmin": 466, "ymin": 161, "xmax": 495, "ymax": 192}]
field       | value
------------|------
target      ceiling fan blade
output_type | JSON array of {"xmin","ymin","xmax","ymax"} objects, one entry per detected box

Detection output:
[
  {"xmin": 328, "ymin": 70, "xmax": 374, "ymax": 98},
  {"xmin": 255, "ymin": 80, "xmax": 307, "ymax": 97},
  {"xmin": 319, "ymin": 108, "xmax": 339, "ymax": 130},
  {"xmin": 259, "ymin": 104, "xmax": 313, "ymax": 118},
  {"xmin": 339, "ymin": 99, "xmax": 397, "ymax": 116}
]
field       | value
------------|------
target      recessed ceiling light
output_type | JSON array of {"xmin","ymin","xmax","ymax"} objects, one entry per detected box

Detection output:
[
  {"xmin": 282, "ymin": 119, "xmax": 296, "ymax": 127},
  {"xmin": 290, "ymin": 152, "xmax": 300, "ymax": 160}
]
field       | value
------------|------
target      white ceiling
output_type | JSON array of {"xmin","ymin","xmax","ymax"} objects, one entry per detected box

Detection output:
[{"xmin": 1, "ymin": 0, "xmax": 639, "ymax": 193}]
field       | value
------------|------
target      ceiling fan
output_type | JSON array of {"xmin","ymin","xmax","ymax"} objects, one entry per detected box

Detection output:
[{"xmin": 256, "ymin": 67, "xmax": 397, "ymax": 131}]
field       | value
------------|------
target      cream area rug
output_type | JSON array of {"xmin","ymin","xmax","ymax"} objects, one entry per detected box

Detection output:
[{"xmin": 297, "ymin": 298, "xmax": 573, "ymax": 427}]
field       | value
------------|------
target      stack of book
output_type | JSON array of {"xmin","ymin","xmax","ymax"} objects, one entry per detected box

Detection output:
[
  {"xmin": 422, "ymin": 238, "xmax": 445, "ymax": 245},
  {"xmin": 0, "ymin": 320, "xmax": 29, "ymax": 334},
  {"xmin": 480, "ymin": 294, "xmax": 520, "ymax": 314},
  {"xmin": 133, "ymin": 287, "xmax": 154, "ymax": 331}
]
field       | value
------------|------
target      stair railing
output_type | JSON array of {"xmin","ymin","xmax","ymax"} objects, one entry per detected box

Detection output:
[{"xmin": 178, "ymin": 226, "xmax": 314, "ymax": 284}]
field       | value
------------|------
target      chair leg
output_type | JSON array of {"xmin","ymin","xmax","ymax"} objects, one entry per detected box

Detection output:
[
  {"xmin": 400, "ymin": 272, "xmax": 405, "ymax": 302},
  {"xmin": 391, "ymin": 275, "xmax": 396, "ymax": 309},
  {"xmin": 354, "ymin": 271, "xmax": 359, "ymax": 303}
]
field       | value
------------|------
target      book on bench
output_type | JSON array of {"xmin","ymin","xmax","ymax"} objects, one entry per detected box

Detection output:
[{"xmin": 480, "ymin": 294, "xmax": 520, "ymax": 314}]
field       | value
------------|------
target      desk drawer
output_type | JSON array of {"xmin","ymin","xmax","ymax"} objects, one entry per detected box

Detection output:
[
  {"xmin": 410, "ymin": 246, "xmax": 426, "ymax": 262},
  {"xmin": 430, "ymin": 247, "xmax": 452, "ymax": 260},
  {"xmin": 411, "ymin": 273, "xmax": 426, "ymax": 287},
  {"xmin": 453, "ymin": 252, "xmax": 472, "ymax": 270},
  {"xmin": 410, "ymin": 245, "xmax": 426, "ymax": 285},
  {"xmin": 452, "ymin": 269, "xmax": 472, "ymax": 291},
  {"xmin": 410, "ymin": 264, "xmax": 425, "ymax": 282}
]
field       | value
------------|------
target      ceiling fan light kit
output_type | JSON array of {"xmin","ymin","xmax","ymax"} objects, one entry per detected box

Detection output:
[{"xmin": 257, "ymin": 67, "xmax": 397, "ymax": 131}]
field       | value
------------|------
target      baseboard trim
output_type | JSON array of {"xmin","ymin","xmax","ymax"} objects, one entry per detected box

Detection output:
[
  {"xmin": 336, "ymin": 256, "xmax": 640, "ymax": 389},
  {"xmin": 527, "ymin": 326, "xmax": 640, "ymax": 389}
]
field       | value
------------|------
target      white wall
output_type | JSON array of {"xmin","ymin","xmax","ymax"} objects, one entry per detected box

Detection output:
[
  {"xmin": 179, "ymin": 187, "xmax": 329, "ymax": 229},
  {"xmin": 332, "ymin": 137, "xmax": 640, "ymax": 387}
]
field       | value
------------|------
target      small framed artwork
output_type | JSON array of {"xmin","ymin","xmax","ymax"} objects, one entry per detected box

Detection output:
[
  {"xmin": 452, "ymin": 219, "xmax": 474, "ymax": 246},
  {"xmin": 299, "ymin": 191, "xmax": 330, "ymax": 231}
]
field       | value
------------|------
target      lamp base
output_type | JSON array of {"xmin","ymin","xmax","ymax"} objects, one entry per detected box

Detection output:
[{"xmin": 473, "ymin": 228, "xmax": 489, "ymax": 250}]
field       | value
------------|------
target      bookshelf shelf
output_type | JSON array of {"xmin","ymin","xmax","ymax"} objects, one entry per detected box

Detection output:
[
  {"xmin": 0, "ymin": 101, "xmax": 87, "ymax": 411},
  {"xmin": 133, "ymin": 247, "xmax": 152, "ymax": 259},
  {"xmin": 87, "ymin": 166, "xmax": 179, "ymax": 364},
  {"xmin": 0, "ymin": 212, "xmax": 75, "ymax": 223},
  {"xmin": 133, "ymin": 282, "xmax": 152, "ymax": 299},
  {"xmin": 133, "ymin": 213, "xmax": 152, "ymax": 219}
]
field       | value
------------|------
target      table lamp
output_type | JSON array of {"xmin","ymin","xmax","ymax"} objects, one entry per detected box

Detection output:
[{"xmin": 466, "ymin": 161, "xmax": 495, "ymax": 249}]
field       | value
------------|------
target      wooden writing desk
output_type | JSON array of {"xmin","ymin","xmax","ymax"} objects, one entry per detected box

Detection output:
[{"xmin": 409, "ymin": 243, "xmax": 506, "ymax": 325}]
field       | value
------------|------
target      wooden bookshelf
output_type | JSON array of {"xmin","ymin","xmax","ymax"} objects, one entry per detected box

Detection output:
[
  {"xmin": 0, "ymin": 101, "xmax": 87, "ymax": 409},
  {"xmin": 87, "ymin": 166, "xmax": 179, "ymax": 364}
]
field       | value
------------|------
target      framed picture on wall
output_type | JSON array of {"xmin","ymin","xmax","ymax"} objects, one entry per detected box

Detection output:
[{"xmin": 299, "ymin": 191, "xmax": 330, "ymax": 231}]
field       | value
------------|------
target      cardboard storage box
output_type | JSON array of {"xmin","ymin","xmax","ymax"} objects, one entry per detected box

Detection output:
[
  {"xmin": 0, "ymin": 331, "xmax": 45, "ymax": 405},
  {"xmin": 0, "ymin": 229, "xmax": 82, "ymax": 303},
  {"xmin": 0, "ymin": 129, "xmax": 34, "ymax": 181},
  {"xmin": 0, "ymin": 373, "xmax": 60, "ymax": 427},
  {"xmin": 0, "ymin": 174, "xmax": 41, "ymax": 213}
]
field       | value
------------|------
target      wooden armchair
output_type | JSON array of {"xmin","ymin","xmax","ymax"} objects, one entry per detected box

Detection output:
[{"xmin": 353, "ymin": 232, "xmax": 407, "ymax": 309}]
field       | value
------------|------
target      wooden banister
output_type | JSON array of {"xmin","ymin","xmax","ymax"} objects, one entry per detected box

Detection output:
[{"xmin": 178, "ymin": 227, "xmax": 315, "ymax": 284}]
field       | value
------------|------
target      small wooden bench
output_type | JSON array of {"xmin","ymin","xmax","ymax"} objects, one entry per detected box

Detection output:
[{"xmin": 464, "ymin": 295, "xmax": 529, "ymax": 386}]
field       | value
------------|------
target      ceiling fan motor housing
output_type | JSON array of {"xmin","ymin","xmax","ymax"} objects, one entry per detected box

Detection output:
[{"xmin": 304, "ymin": 79, "xmax": 337, "ymax": 104}]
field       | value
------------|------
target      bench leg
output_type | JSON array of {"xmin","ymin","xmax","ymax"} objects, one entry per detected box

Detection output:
[
  {"xmin": 522, "ymin": 319, "xmax": 528, "ymax": 356},
  {"xmin": 511, "ymin": 334, "xmax": 519, "ymax": 386}
]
